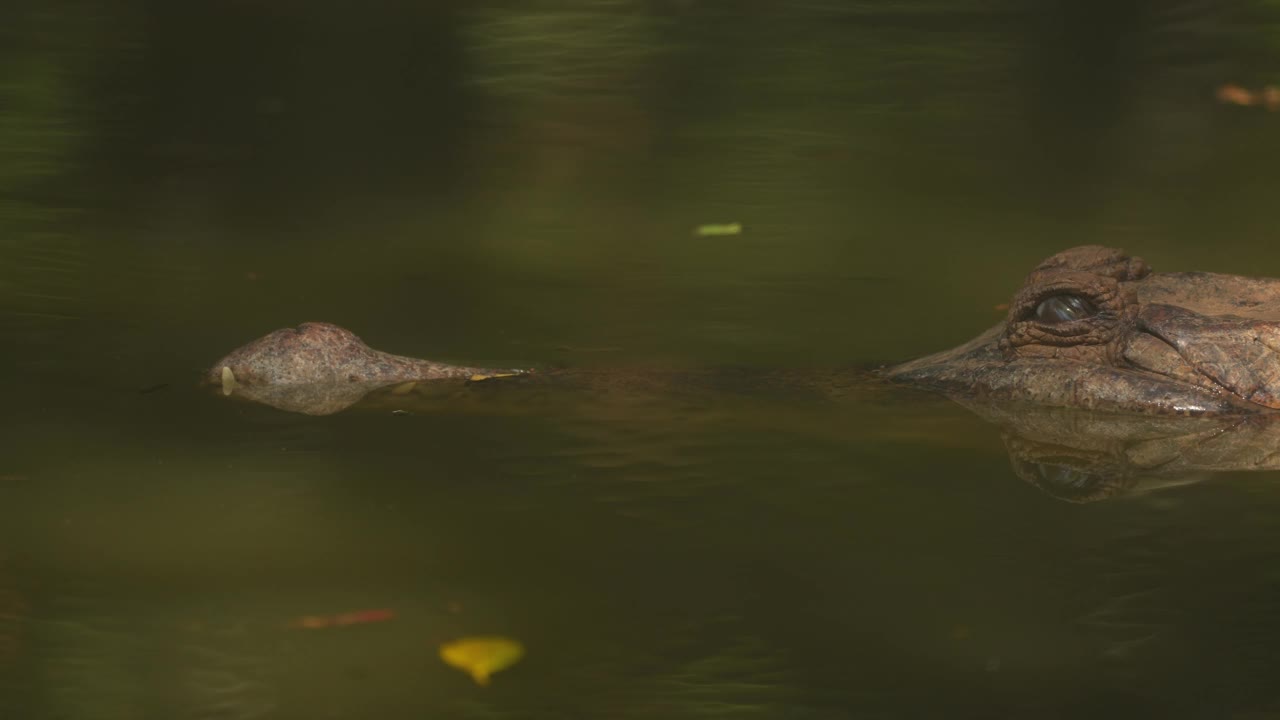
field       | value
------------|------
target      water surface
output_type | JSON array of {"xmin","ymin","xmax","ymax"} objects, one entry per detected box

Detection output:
[{"xmin": 6, "ymin": 3, "xmax": 1280, "ymax": 718}]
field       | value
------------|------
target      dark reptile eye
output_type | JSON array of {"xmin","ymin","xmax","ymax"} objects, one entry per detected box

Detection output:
[{"xmin": 1034, "ymin": 294, "xmax": 1096, "ymax": 324}]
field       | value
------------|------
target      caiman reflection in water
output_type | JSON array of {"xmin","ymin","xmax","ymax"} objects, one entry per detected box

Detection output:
[{"xmin": 955, "ymin": 400, "xmax": 1280, "ymax": 502}]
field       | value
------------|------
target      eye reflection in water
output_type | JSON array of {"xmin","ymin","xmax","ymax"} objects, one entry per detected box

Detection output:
[{"xmin": 1024, "ymin": 461, "xmax": 1128, "ymax": 503}]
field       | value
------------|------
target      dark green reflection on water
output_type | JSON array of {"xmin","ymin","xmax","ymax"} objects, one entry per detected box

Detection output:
[
  {"xmin": 8, "ymin": 1, "xmax": 1280, "ymax": 718},
  {"xmin": 11, "ymin": 381, "xmax": 1280, "ymax": 718}
]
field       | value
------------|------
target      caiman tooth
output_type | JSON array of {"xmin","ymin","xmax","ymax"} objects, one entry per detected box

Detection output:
[{"xmin": 221, "ymin": 366, "xmax": 238, "ymax": 396}]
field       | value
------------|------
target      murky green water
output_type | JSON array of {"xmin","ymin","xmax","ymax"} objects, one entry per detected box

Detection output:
[{"xmin": 8, "ymin": 3, "xmax": 1280, "ymax": 718}]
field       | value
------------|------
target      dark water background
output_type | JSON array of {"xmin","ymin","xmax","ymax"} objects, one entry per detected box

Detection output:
[{"xmin": 7, "ymin": 2, "xmax": 1280, "ymax": 718}]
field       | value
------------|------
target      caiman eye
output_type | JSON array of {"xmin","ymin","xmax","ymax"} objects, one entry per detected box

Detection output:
[{"xmin": 1034, "ymin": 294, "xmax": 1096, "ymax": 324}]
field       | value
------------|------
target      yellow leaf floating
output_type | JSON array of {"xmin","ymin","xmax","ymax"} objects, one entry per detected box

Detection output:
[{"xmin": 439, "ymin": 636, "xmax": 525, "ymax": 686}]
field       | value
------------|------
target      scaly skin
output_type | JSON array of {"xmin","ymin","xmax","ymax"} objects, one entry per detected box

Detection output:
[
  {"xmin": 884, "ymin": 246, "xmax": 1280, "ymax": 416},
  {"xmin": 206, "ymin": 322, "xmax": 524, "ymax": 416}
]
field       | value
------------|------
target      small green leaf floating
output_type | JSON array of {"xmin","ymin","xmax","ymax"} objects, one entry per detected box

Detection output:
[{"xmin": 694, "ymin": 222, "xmax": 742, "ymax": 237}]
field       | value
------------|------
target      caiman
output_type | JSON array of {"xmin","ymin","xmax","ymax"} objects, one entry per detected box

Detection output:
[
  {"xmin": 203, "ymin": 245, "xmax": 1280, "ymax": 501},
  {"xmin": 206, "ymin": 245, "xmax": 1280, "ymax": 419}
]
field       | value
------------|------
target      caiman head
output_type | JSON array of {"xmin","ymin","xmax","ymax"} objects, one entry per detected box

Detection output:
[{"xmin": 885, "ymin": 245, "xmax": 1280, "ymax": 416}]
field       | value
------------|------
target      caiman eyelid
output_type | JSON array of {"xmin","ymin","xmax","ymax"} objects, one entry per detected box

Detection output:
[{"xmin": 1021, "ymin": 292, "xmax": 1099, "ymax": 326}]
